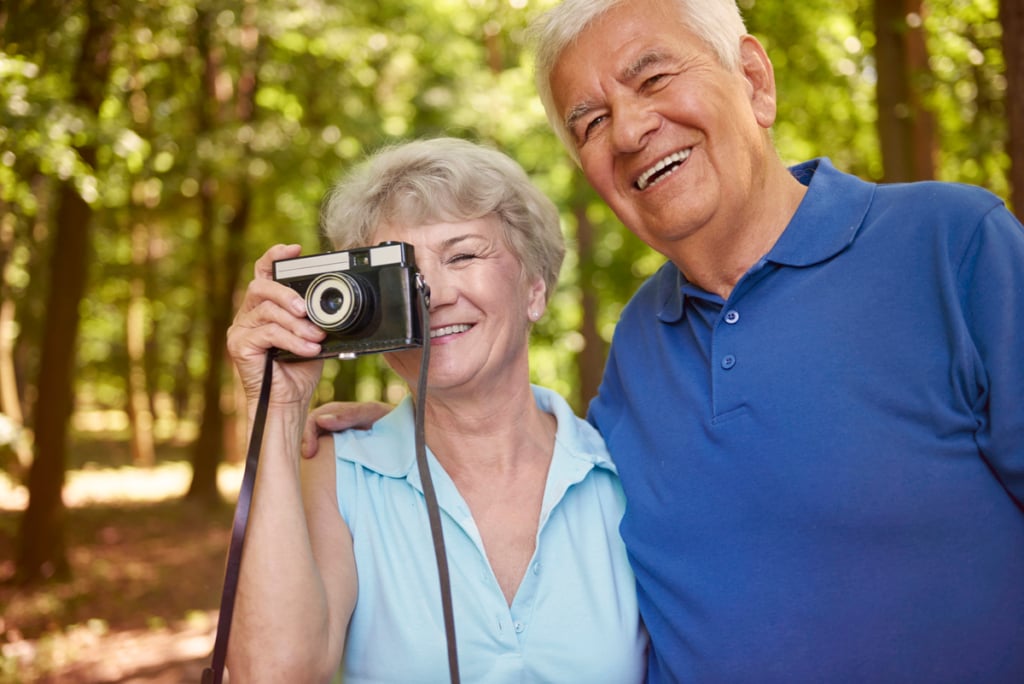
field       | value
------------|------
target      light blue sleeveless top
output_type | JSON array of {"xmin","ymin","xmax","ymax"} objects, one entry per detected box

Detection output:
[{"xmin": 333, "ymin": 385, "xmax": 647, "ymax": 683}]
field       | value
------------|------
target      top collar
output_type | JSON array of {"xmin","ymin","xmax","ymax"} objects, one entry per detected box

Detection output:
[
  {"xmin": 337, "ymin": 384, "xmax": 615, "ymax": 481},
  {"xmin": 335, "ymin": 385, "xmax": 616, "ymax": 534}
]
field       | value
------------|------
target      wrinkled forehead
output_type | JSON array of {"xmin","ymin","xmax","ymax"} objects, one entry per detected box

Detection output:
[
  {"xmin": 549, "ymin": 8, "xmax": 688, "ymax": 108},
  {"xmin": 371, "ymin": 212, "xmax": 506, "ymax": 244}
]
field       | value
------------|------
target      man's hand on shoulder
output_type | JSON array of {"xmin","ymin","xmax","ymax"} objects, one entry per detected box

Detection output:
[{"xmin": 301, "ymin": 401, "xmax": 395, "ymax": 458}]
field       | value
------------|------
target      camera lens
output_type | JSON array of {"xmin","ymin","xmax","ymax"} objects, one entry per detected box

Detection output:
[
  {"xmin": 320, "ymin": 288, "xmax": 344, "ymax": 315},
  {"xmin": 306, "ymin": 273, "xmax": 367, "ymax": 332}
]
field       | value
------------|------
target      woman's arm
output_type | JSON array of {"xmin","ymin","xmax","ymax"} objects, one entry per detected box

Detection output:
[
  {"xmin": 225, "ymin": 421, "xmax": 356, "ymax": 683},
  {"xmin": 223, "ymin": 244, "xmax": 355, "ymax": 682},
  {"xmin": 302, "ymin": 434, "xmax": 358, "ymax": 669}
]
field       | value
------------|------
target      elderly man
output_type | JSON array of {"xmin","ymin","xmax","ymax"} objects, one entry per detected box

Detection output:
[{"xmin": 530, "ymin": 0, "xmax": 1024, "ymax": 682}]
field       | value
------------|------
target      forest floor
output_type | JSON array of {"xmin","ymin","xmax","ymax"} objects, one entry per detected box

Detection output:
[{"xmin": 0, "ymin": 434, "xmax": 243, "ymax": 683}]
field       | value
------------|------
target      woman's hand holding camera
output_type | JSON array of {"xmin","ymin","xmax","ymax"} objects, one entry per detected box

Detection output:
[{"xmin": 227, "ymin": 243, "xmax": 327, "ymax": 411}]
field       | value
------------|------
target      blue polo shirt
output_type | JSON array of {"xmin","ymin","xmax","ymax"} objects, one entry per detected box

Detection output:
[
  {"xmin": 335, "ymin": 385, "xmax": 647, "ymax": 684},
  {"xmin": 589, "ymin": 158, "xmax": 1024, "ymax": 683}
]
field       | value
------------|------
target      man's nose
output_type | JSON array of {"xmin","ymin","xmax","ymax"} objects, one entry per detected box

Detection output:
[{"xmin": 611, "ymin": 99, "xmax": 659, "ymax": 154}]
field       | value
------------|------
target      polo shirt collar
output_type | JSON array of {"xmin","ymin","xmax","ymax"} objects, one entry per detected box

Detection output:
[
  {"xmin": 657, "ymin": 157, "xmax": 874, "ymax": 322},
  {"xmin": 343, "ymin": 384, "xmax": 616, "ymax": 484},
  {"xmin": 338, "ymin": 385, "xmax": 615, "ymax": 539},
  {"xmin": 768, "ymin": 157, "xmax": 873, "ymax": 267}
]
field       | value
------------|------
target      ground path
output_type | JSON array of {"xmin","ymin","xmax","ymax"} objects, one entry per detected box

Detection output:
[{"xmin": 1, "ymin": 462, "xmax": 242, "ymax": 683}]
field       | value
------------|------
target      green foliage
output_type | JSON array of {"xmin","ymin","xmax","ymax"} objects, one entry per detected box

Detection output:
[
  {"xmin": 0, "ymin": 0, "xmax": 1012, "ymax": 422},
  {"xmin": 924, "ymin": 0, "xmax": 1008, "ymax": 196},
  {"xmin": 746, "ymin": 0, "xmax": 882, "ymax": 177}
]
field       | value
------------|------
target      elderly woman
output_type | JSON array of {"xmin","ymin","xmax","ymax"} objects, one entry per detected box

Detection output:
[{"xmin": 224, "ymin": 138, "xmax": 647, "ymax": 683}]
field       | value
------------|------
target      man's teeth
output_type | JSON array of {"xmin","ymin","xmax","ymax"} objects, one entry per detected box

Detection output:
[
  {"xmin": 430, "ymin": 324, "xmax": 472, "ymax": 339},
  {"xmin": 636, "ymin": 149, "xmax": 691, "ymax": 190}
]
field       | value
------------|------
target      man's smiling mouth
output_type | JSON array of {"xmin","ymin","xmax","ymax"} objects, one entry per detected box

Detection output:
[{"xmin": 635, "ymin": 149, "xmax": 691, "ymax": 191}]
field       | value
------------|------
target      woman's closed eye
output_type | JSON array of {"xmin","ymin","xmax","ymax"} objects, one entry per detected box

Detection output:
[{"xmin": 446, "ymin": 252, "xmax": 480, "ymax": 265}]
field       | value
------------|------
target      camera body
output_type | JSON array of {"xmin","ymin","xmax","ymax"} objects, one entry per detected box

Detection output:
[{"xmin": 272, "ymin": 241, "xmax": 426, "ymax": 359}]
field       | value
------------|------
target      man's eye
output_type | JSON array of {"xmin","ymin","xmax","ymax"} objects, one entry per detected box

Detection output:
[
  {"xmin": 641, "ymin": 73, "xmax": 669, "ymax": 90},
  {"xmin": 583, "ymin": 115, "xmax": 606, "ymax": 140}
]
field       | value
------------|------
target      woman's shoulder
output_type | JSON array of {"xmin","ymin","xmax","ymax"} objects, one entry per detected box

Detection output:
[
  {"xmin": 532, "ymin": 384, "xmax": 617, "ymax": 477},
  {"xmin": 332, "ymin": 397, "xmax": 417, "ymax": 477}
]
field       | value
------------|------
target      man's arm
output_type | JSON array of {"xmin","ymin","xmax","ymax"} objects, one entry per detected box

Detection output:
[{"xmin": 962, "ymin": 203, "xmax": 1024, "ymax": 506}]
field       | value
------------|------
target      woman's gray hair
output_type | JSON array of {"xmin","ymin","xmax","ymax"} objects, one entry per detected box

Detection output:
[
  {"xmin": 530, "ymin": 0, "xmax": 748, "ymax": 163},
  {"xmin": 320, "ymin": 137, "xmax": 565, "ymax": 301}
]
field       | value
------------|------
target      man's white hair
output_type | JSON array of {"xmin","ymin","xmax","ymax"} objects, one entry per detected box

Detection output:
[{"xmin": 530, "ymin": 0, "xmax": 748, "ymax": 163}]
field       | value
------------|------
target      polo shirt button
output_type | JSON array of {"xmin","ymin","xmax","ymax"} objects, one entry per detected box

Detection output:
[
  {"xmin": 724, "ymin": 310, "xmax": 740, "ymax": 324},
  {"xmin": 721, "ymin": 355, "xmax": 737, "ymax": 369},
  {"xmin": 532, "ymin": 561, "xmax": 541, "ymax": 575},
  {"xmin": 514, "ymin": 622, "xmax": 525, "ymax": 633}
]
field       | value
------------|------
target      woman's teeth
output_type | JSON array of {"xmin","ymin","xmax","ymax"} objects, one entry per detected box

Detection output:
[{"xmin": 430, "ymin": 324, "xmax": 472, "ymax": 339}]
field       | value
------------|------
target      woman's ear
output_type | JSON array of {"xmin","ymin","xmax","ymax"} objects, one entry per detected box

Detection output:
[{"xmin": 527, "ymin": 277, "xmax": 547, "ymax": 322}]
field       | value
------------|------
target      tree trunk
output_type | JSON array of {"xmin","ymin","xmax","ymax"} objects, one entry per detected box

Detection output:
[
  {"xmin": 126, "ymin": 220, "xmax": 156, "ymax": 466},
  {"xmin": 185, "ymin": 175, "xmax": 223, "ymax": 505},
  {"xmin": 15, "ymin": 185, "xmax": 91, "ymax": 582},
  {"xmin": 15, "ymin": 0, "xmax": 114, "ymax": 584},
  {"xmin": 171, "ymin": 321, "xmax": 197, "ymax": 430},
  {"xmin": 0, "ymin": 211, "xmax": 32, "ymax": 480},
  {"xmin": 17, "ymin": 176, "xmax": 57, "ymax": 432},
  {"xmin": 187, "ymin": 188, "xmax": 252, "ymax": 504},
  {"xmin": 572, "ymin": 176, "xmax": 605, "ymax": 412},
  {"xmin": 874, "ymin": 0, "xmax": 937, "ymax": 182},
  {"xmin": 0, "ymin": 298, "xmax": 32, "ymax": 479},
  {"xmin": 186, "ymin": 3, "xmax": 260, "ymax": 505},
  {"xmin": 1001, "ymin": 0, "xmax": 1024, "ymax": 219}
]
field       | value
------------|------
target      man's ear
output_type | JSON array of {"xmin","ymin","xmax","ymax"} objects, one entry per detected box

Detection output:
[{"xmin": 739, "ymin": 34, "xmax": 777, "ymax": 129}]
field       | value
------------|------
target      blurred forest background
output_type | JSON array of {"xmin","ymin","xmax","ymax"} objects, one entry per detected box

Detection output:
[{"xmin": 1, "ymin": 0, "xmax": 1022, "ymax": 680}]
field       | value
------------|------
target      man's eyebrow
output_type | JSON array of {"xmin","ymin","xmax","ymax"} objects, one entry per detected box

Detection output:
[
  {"xmin": 621, "ymin": 49, "xmax": 672, "ymax": 82},
  {"xmin": 564, "ymin": 101, "xmax": 596, "ymax": 136}
]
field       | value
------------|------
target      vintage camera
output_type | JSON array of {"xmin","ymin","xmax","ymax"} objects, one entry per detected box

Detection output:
[{"xmin": 272, "ymin": 241, "xmax": 426, "ymax": 360}]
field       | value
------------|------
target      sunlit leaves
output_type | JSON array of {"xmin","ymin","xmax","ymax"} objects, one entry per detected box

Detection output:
[
  {"xmin": 0, "ymin": 0, "xmax": 1013, "ymax": 418},
  {"xmin": 748, "ymin": 0, "xmax": 881, "ymax": 177},
  {"xmin": 924, "ymin": 0, "xmax": 1008, "ymax": 195}
]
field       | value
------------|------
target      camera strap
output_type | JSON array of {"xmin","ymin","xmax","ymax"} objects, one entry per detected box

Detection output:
[
  {"xmin": 413, "ymin": 286, "xmax": 461, "ymax": 684},
  {"xmin": 202, "ymin": 282, "xmax": 460, "ymax": 684},
  {"xmin": 201, "ymin": 350, "xmax": 273, "ymax": 684}
]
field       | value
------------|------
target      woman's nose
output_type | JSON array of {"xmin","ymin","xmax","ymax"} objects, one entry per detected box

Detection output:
[{"xmin": 420, "ymin": 264, "xmax": 454, "ymax": 309}]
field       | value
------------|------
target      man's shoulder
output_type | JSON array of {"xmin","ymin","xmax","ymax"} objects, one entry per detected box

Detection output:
[
  {"xmin": 804, "ymin": 158, "xmax": 1013, "ymax": 248},
  {"xmin": 867, "ymin": 179, "xmax": 1014, "ymax": 255},
  {"xmin": 797, "ymin": 157, "xmax": 1005, "ymax": 217},
  {"xmin": 875, "ymin": 178, "xmax": 1004, "ymax": 213}
]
